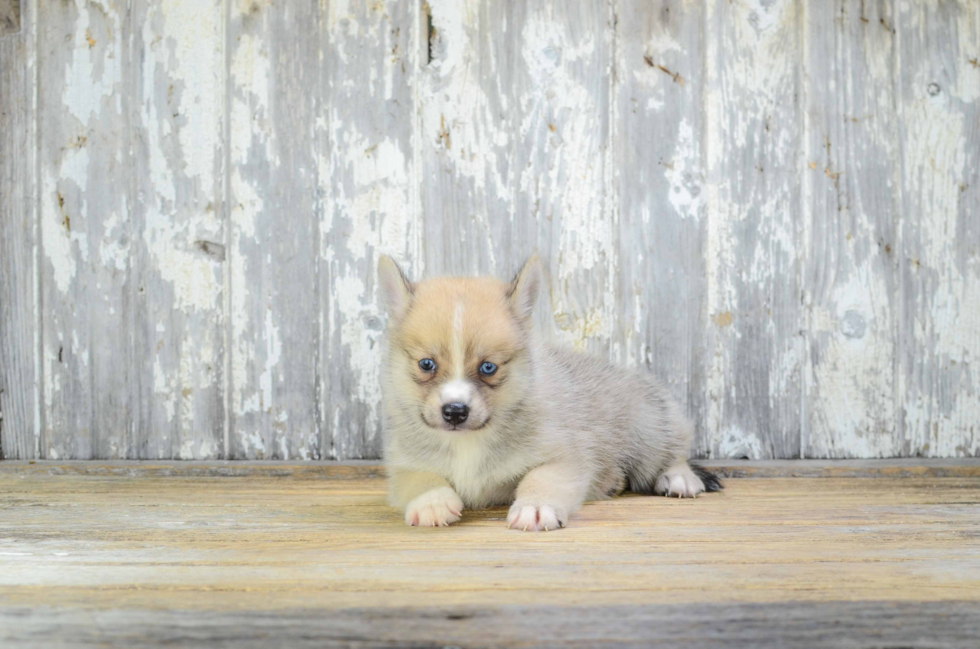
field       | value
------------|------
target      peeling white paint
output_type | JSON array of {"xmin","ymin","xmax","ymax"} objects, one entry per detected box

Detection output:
[
  {"xmin": 808, "ymin": 261, "xmax": 896, "ymax": 457},
  {"xmin": 228, "ymin": 4, "xmax": 273, "ymax": 455},
  {"xmin": 703, "ymin": 0, "xmax": 803, "ymax": 458},
  {"xmin": 165, "ymin": 0, "xmax": 224, "ymax": 186},
  {"xmin": 259, "ymin": 307, "xmax": 282, "ymax": 415},
  {"xmin": 420, "ymin": 1, "xmax": 509, "ymax": 277},
  {"xmin": 426, "ymin": 0, "xmax": 469, "ymax": 80},
  {"xmin": 517, "ymin": 7, "xmax": 615, "ymax": 352},
  {"xmin": 895, "ymin": 0, "xmax": 980, "ymax": 457},
  {"xmin": 714, "ymin": 426, "xmax": 766, "ymax": 460},
  {"xmin": 139, "ymin": 1, "xmax": 224, "ymax": 314},
  {"xmin": 14, "ymin": 0, "xmax": 980, "ymax": 462},
  {"xmin": 146, "ymin": 219, "xmax": 221, "ymax": 312},
  {"xmin": 98, "ymin": 209, "xmax": 129, "ymax": 272},
  {"xmin": 153, "ymin": 355, "xmax": 176, "ymax": 424},
  {"xmin": 330, "ymin": 271, "xmax": 383, "ymax": 434},
  {"xmin": 667, "ymin": 119, "xmax": 703, "ymax": 222},
  {"xmin": 41, "ymin": 179, "xmax": 77, "ymax": 295},
  {"xmin": 322, "ymin": 0, "xmax": 422, "ymax": 457},
  {"xmin": 62, "ymin": 1, "xmax": 120, "ymax": 124}
]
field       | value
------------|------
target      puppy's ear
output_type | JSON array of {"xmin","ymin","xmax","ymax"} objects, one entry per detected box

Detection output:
[
  {"xmin": 506, "ymin": 253, "xmax": 541, "ymax": 324},
  {"xmin": 378, "ymin": 255, "xmax": 414, "ymax": 321}
]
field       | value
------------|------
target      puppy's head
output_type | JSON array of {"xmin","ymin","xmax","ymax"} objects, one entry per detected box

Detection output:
[{"xmin": 378, "ymin": 255, "xmax": 541, "ymax": 433}]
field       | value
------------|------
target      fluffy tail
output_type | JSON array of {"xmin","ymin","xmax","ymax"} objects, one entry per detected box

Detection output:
[{"xmin": 690, "ymin": 462, "xmax": 724, "ymax": 492}]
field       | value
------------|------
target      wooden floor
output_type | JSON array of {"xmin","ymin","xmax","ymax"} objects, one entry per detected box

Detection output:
[{"xmin": 1, "ymin": 460, "xmax": 979, "ymax": 648}]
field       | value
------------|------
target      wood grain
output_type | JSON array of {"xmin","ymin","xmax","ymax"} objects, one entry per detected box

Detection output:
[
  {"xmin": 226, "ymin": 0, "xmax": 320, "ymax": 459},
  {"xmin": 419, "ymin": 0, "xmax": 512, "ymax": 278},
  {"xmin": 131, "ymin": 0, "xmax": 227, "ymax": 459},
  {"xmin": 896, "ymin": 0, "xmax": 980, "ymax": 457},
  {"xmin": 0, "ymin": 0, "xmax": 20, "ymax": 37},
  {"xmin": 1, "ymin": 469, "xmax": 978, "ymax": 647},
  {"xmin": 0, "ymin": 0, "xmax": 36, "ymax": 459},
  {"xmin": 420, "ymin": 0, "xmax": 617, "ymax": 358},
  {"xmin": 320, "ymin": 0, "xmax": 422, "ymax": 459},
  {"xmin": 511, "ymin": 0, "xmax": 617, "ymax": 358},
  {"xmin": 37, "ymin": 0, "xmax": 132, "ymax": 459},
  {"xmin": 704, "ymin": 0, "xmax": 805, "ymax": 459},
  {"xmin": 4, "ymin": 601, "xmax": 980, "ymax": 648},
  {"xmin": 614, "ymin": 0, "xmax": 708, "ymax": 446},
  {"xmin": 803, "ymin": 0, "xmax": 902, "ymax": 457},
  {"xmin": 2, "ymin": 0, "xmax": 980, "ymax": 460}
]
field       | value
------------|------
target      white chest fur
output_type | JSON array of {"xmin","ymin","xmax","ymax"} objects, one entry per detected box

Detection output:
[{"xmin": 445, "ymin": 434, "xmax": 529, "ymax": 507}]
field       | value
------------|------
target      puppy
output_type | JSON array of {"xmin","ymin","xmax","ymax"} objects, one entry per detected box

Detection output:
[{"xmin": 378, "ymin": 254, "xmax": 721, "ymax": 531}]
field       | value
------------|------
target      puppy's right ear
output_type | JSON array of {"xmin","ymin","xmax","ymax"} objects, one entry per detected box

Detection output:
[
  {"xmin": 506, "ymin": 253, "xmax": 541, "ymax": 325},
  {"xmin": 377, "ymin": 255, "xmax": 414, "ymax": 321}
]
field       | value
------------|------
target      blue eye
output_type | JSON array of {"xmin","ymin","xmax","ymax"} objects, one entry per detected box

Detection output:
[
  {"xmin": 479, "ymin": 361, "xmax": 498, "ymax": 376},
  {"xmin": 418, "ymin": 358, "xmax": 436, "ymax": 372}
]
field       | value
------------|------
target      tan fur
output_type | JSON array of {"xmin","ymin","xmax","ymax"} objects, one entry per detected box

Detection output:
[{"xmin": 378, "ymin": 254, "xmax": 715, "ymax": 531}]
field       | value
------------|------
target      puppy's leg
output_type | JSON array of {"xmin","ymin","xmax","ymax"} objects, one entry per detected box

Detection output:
[
  {"xmin": 389, "ymin": 470, "xmax": 463, "ymax": 527},
  {"xmin": 507, "ymin": 463, "xmax": 590, "ymax": 532}
]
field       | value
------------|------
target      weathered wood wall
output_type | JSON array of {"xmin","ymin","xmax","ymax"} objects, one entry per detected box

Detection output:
[{"xmin": 1, "ymin": 0, "xmax": 977, "ymax": 460}]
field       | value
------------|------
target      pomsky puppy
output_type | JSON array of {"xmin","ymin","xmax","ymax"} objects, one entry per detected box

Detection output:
[{"xmin": 378, "ymin": 254, "xmax": 721, "ymax": 531}]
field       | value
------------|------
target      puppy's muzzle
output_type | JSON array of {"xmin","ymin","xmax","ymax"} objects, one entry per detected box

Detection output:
[{"xmin": 442, "ymin": 403, "xmax": 469, "ymax": 426}]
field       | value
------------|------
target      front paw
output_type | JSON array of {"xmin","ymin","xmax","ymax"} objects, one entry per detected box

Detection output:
[
  {"xmin": 405, "ymin": 487, "xmax": 464, "ymax": 527},
  {"xmin": 507, "ymin": 501, "xmax": 567, "ymax": 532}
]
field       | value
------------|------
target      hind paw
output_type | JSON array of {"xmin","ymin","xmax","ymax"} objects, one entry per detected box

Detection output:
[{"xmin": 654, "ymin": 464, "xmax": 705, "ymax": 498}]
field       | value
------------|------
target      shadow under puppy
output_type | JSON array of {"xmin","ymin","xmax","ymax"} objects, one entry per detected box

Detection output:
[{"xmin": 379, "ymin": 254, "xmax": 721, "ymax": 531}]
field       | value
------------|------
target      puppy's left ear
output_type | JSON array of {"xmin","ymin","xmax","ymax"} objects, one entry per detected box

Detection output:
[
  {"xmin": 378, "ymin": 255, "xmax": 414, "ymax": 322},
  {"xmin": 506, "ymin": 253, "xmax": 541, "ymax": 324}
]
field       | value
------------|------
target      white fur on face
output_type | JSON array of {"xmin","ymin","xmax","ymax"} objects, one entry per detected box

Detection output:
[
  {"xmin": 425, "ymin": 376, "xmax": 489, "ymax": 430},
  {"xmin": 440, "ymin": 379, "xmax": 473, "ymax": 404},
  {"xmin": 440, "ymin": 303, "xmax": 473, "ymax": 406},
  {"xmin": 452, "ymin": 302, "xmax": 465, "ymax": 376},
  {"xmin": 426, "ymin": 301, "xmax": 488, "ymax": 429}
]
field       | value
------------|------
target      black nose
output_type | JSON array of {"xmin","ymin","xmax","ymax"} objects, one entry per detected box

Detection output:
[{"xmin": 441, "ymin": 403, "xmax": 469, "ymax": 425}]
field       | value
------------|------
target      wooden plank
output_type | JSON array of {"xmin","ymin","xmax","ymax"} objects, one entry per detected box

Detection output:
[
  {"xmin": 226, "ymin": 0, "xmax": 320, "ymax": 459},
  {"xmin": 7, "ymin": 0, "xmax": 980, "ymax": 461},
  {"xmin": 1, "ymin": 459, "xmax": 979, "ymax": 479},
  {"xmin": 703, "ymin": 0, "xmax": 805, "ymax": 459},
  {"xmin": 3, "ymin": 600, "xmax": 980, "ymax": 649},
  {"xmin": 419, "ymin": 0, "xmax": 512, "ymax": 278},
  {"xmin": 421, "ymin": 0, "xmax": 616, "ymax": 355},
  {"xmin": 516, "ymin": 1, "xmax": 617, "ymax": 356},
  {"xmin": 0, "ymin": 0, "xmax": 21, "ymax": 36},
  {"xmin": 896, "ymin": 1, "xmax": 980, "ymax": 457},
  {"xmin": 0, "ymin": 0, "xmax": 36, "ymax": 459},
  {"xmin": 0, "ymin": 460, "xmax": 387, "ymax": 479},
  {"xmin": 613, "ymin": 0, "xmax": 707, "ymax": 448},
  {"xmin": 130, "ymin": 0, "xmax": 226, "ymax": 459},
  {"xmin": 319, "ymin": 0, "xmax": 422, "ymax": 459},
  {"xmin": 802, "ymin": 0, "xmax": 902, "ymax": 457},
  {"xmin": 0, "ymin": 473, "xmax": 978, "ymax": 625},
  {"xmin": 37, "ymin": 0, "xmax": 133, "ymax": 459}
]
